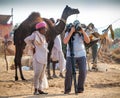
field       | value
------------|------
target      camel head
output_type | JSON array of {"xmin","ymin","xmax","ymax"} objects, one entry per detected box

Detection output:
[{"xmin": 61, "ymin": 5, "xmax": 80, "ymax": 21}]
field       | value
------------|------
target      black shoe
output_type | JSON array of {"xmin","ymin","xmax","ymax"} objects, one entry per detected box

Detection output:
[
  {"xmin": 47, "ymin": 75, "xmax": 53, "ymax": 79},
  {"xmin": 59, "ymin": 73, "xmax": 65, "ymax": 78},
  {"xmin": 92, "ymin": 66, "xmax": 98, "ymax": 71},
  {"xmin": 77, "ymin": 90, "xmax": 83, "ymax": 93},
  {"xmin": 33, "ymin": 89, "xmax": 39, "ymax": 95},
  {"xmin": 38, "ymin": 90, "xmax": 48, "ymax": 94},
  {"xmin": 64, "ymin": 91, "xmax": 70, "ymax": 94},
  {"xmin": 52, "ymin": 74, "xmax": 58, "ymax": 78}
]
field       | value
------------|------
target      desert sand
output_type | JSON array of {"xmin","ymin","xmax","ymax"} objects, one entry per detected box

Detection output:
[{"xmin": 0, "ymin": 56, "xmax": 120, "ymax": 98}]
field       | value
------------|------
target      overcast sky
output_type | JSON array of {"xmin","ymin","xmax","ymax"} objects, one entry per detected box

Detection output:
[{"xmin": 0, "ymin": 0, "xmax": 120, "ymax": 33}]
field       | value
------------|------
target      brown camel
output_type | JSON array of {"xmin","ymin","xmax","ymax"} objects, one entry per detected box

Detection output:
[{"xmin": 13, "ymin": 5, "xmax": 79, "ymax": 81}]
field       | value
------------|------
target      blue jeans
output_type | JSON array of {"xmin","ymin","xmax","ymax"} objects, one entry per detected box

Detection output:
[{"xmin": 64, "ymin": 56, "xmax": 87, "ymax": 93}]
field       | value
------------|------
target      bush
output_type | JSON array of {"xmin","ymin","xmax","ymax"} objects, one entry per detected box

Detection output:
[{"xmin": 111, "ymin": 48, "xmax": 120, "ymax": 63}]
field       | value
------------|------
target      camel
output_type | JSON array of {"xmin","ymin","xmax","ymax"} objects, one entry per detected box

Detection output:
[
  {"xmin": 88, "ymin": 24, "xmax": 115, "ymax": 70},
  {"xmin": 13, "ymin": 5, "xmax": 79, "ymax": 81},
  {"xmin": 97, "ymin": 25, "xmax": 115, "ymax": 63}
]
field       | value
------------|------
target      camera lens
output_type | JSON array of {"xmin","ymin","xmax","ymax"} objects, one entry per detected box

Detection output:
[{"xmin": 75, "ymin": 23, "xmax": 81, "ymax": 31}]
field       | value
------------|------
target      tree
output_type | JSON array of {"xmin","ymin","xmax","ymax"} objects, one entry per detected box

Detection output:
[
  {"xmin": 110, "ymin": 28, "xmax": 120, "ymax": 49},
  {"xmin": 114, "ymin": 28, "xmax": 120, "ymax": 38}
]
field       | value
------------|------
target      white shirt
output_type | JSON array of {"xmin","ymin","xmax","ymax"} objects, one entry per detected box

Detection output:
[
  {"xmin": 65, "ymin": 32, "xmax": 86, "ymax": 57},
  {"xmin": 24, "ymin": 31, "xmax": 49, "ymax": 64}
]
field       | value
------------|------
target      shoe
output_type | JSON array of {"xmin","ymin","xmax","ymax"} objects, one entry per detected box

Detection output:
[
  {"xmin": 34, "ymin": 91, "xmax": 39, "ymax": 95},
  {"xmin": 38, "ymin": 90, "xmax": 48, "ymax": 94},
  {"xmin": 47, "ymin": 75, "xmax": 53, "ymax": 79},
  {"xmin": 33, "ymin": 89, "xmax": 39, "ymax": 95},
  {"xmin": 59, "ymin": 73, "xmax": 65, "ymax": 78},
  {"xmin": 92, "ymin": 66, "xmax": 98, "ymax": 71},
  {"xmin": 52, "ymin": 74, "xmax": 58, "ymax": 78},
  {"xmin": 77, "ymin": 90, "xmax": 83, "ymax": 93},
  {"xmin": 64, "ymin": 91, "xmax": 70, "ymax": 94}
]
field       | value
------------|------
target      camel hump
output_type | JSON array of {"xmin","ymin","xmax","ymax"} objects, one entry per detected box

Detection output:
[{"xmin": 27, "ymin": 12, "xmax": 41, "ymax": 20}]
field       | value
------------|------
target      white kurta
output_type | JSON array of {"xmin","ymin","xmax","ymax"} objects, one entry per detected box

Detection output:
[
  {"xmin": 24, "ymin": 31, "xmax": 49, "ymax": 64},
  {"xmin": 51, "ymin": 35, "xmax": 66, "ymax": 73},
  {"xmin": 24, "ymin": 31, "xmax": 49, "ymax": 90}
]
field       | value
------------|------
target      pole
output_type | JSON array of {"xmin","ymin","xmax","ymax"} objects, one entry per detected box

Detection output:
[
  {"xmin": 11, "ymin": 8, "xmax": 13, "ymax": 25},
  {"xmin": 4, "ymin": 39, "xmax": 8, "ymax": 71},
  {"xmin": 69, "ymin": 37, "xmax": 77, "ymax": 94}
]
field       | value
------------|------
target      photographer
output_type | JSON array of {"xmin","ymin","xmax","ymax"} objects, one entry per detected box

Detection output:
[{"xmin": 63, "ymin": 20, "xmax": 90, "ymax": 94}]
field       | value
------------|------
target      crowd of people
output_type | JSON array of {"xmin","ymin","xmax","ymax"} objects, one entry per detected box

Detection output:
[{"xmin": 24, "ymin": 18, "xmax": 99, "ymax": 95}]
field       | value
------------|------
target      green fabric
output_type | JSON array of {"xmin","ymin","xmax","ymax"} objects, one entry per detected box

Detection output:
[{"xmin": 91, "ymin": 43, "xmax": 98, "ymax": 63}]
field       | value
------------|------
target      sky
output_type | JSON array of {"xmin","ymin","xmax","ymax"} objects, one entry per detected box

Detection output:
[{"xmin": 0, "ymin": 0, "xmax": 120, "ymax": 33}]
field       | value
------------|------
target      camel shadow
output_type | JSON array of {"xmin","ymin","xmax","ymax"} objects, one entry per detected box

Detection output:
[
  {"xmin": 0, "ymin": 94, "xmax": 32, "ymax": 98},
  {"xmin": 91, "ymin": 82, "xmax": 120, "ymax": 88},
  {"xmin": 0, "ymin": 79, "xmax": 27, "ymax": 82},
  {"xmin": 0, "ymin": 96, "xmax": 8, "ymax": 98},
  {"xmin": 0, "ymin": 78, "xmax": 33, "ymax": 82}
]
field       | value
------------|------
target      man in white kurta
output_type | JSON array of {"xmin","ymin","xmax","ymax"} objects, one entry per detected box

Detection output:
[
  {"xmin": 51, "ymin": 34, "xmax": 66, "ymax": 78},
  {"xmin": 24, "ymin": 22, "xmax": 48, "ymax": 95},
  {"xmin": 49, "ymin": 18, "xmax": 66, "ymax": 78}
]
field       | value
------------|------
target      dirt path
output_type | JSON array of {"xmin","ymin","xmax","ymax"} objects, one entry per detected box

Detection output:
[{"xmin": 0, "ymin": 62, "xmax": 120, "ymax": 98}]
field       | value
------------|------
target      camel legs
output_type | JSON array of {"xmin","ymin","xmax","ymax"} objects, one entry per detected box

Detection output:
[
  {"xmin": 14, "ymin": 58, "xmax": 25, "ymax": 81},
  {"xmin": 52, "ymin": 61, "xmax": 59, "ymax": 78},
  {"xmin": 52, "ymin": 61, "xmax": 57, "ymax": 76},
  {"xmin": 15, "ymin": 62, "xmax": 18, "ymax": 81},
  {"xmin": 14, "ymin": 45, "xmax": 25, "ymax": 81},
  {"xmin": 47, "ymin": 52, "xmax": 52, "ymax": 79},
  {"xmin": 47, "ymin": 41, "xmax": 54, "ymax": 79}
]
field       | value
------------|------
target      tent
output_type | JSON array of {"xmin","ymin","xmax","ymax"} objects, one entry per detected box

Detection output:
[
  {"xmin": 0, "ymin": 15, "xmax": 13, "ymax": 39},
  {"xmin": 0, "ymin": 15, "xmax": 12, "ymax": 24},
  {"xmin": 0, "ymin": 14, "xmax": 13, "ymax": 71}
]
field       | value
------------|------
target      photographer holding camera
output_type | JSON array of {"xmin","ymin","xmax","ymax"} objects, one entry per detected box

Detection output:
[{"xmin": 63, "ymin": 20, "xmax": 90, "ymax": 94}]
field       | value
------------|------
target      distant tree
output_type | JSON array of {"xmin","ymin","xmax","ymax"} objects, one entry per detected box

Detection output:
[
  {"xmin": 114, "ymin": 28, "xmax": 120, "ymax": 38},
  {"xmin": 110, "ymin": 28, "xmax": 120, "ymax": 49}
]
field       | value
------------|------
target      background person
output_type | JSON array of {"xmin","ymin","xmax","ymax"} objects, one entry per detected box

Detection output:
[
  {"xmin": 50, "ymin": 18, "xmax": 66, "ymax": 78},
  {"xmin": 86, "ymin": 23, "xmax": 99, "ymax": 69}
]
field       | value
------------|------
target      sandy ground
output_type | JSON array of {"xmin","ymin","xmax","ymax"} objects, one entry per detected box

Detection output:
[{"xmin": 0, "ymin": 56, "xmax": 120, "ymax": 98}]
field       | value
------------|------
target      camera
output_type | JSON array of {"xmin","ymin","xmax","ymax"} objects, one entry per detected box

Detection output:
[
  {"xmin": 66, "ymin": 23, "xmax": 74, "ymax": 32},
  {"xmin": 73, "ymin": 20, "xmax": 82, "ymax": 32},
  {"xmin": 74, "ymin": 23, "xmax": 82, "ymax": 31},
  {"xmin": 66, "ymin": 22, "xmax": 82, "ymax": 32}
]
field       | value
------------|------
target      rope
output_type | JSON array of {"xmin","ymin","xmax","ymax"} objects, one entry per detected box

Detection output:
[
  {"xmin": 75, "ymin": 14, "xmax": 78, "ymax": 20},
  {"xmin": 60, "ymin": 18, "xmax": 66, "ymax": 24},
  {"xmin": 98, "ymin": 18, "xmax": 120, "ymax": 30}
]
